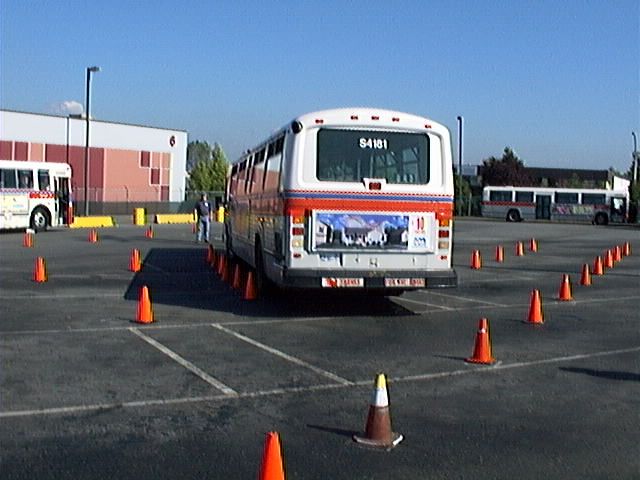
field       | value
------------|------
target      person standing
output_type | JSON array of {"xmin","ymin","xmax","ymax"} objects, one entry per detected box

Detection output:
[{"xmin": 194, "ymin": 193, "xmax": 212, "ymax": 243}]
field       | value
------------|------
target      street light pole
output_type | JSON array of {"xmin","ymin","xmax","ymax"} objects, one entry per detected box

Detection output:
[
  {"xmin": 456, "ymin": 116, "xmax": 464, "ymax": 216},
  {"xmin": 84, "ymin": 66, "xmax": 100, "ymax": 216},
  {"xmin": 632, "ymin": 131, "xmax": 638, "ymax": 184}
]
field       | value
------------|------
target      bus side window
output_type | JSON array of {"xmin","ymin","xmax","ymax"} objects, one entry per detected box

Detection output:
[
  {"xmin": 38, "ymin": 170, "xmax": 51, "ymax": 191},
  {"xmin": 18, "ymin": 170, "xmax": 33, "ymax": 189},
  {"xmin": 0, "ymin": 168, "xmax": 18, "ymax": 188}
]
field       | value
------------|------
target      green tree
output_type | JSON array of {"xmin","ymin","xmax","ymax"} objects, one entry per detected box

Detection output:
[
  {"xmin": 481, "ymin": 147, "xmax": 531, "ymax": 186},
  {"xmin": 187, "ymin": 140, "xmax": 212, "ymax": 172},
  {"xmin": 187, "ymin": 142, "xmax": 228, "ymax": 192},
  {"xmin": 454, "ymin": 174, "xmax": 472, "ymax": 216}
]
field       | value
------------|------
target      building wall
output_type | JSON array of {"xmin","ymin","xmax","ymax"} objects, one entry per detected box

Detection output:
[{"xmin": 0, "ymin": 110, "xmax": 187, "ymax": 203}]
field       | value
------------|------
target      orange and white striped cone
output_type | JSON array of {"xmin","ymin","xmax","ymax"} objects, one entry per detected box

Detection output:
[
  {"xmin": 622, "ymin": 242, "xmax": 631, "ymax": 256},
  {"xmin": 592, "ymin": 256, "xmax": 604, "ymax": 276},
  {"xmin": 470, "ymin": 250, "xmax": 482, "ymax": 269},
  {"xmin": 258, "ymin": 432, "xmax": 285, "ymax": 480},
  {"xmin": 526, "ymin": 289, "xmax": 544, "ymax": 324},
  {"xmin": 353, "ymin": 373, "xmax": 403, "ymax": 449},
  {"xmin": 495, "ymin": 245, "xmax": 504, "ymax": 263},
  {"xmin": 558, "ymin": 274, "xmax": 573, "ymax": 301},
  {"xmin": 136, "ymin": 285, "xmax": 154, "ymax": 324},
  {"xmin": 529, "ymin": 238, "xmax": 538, "ymax": 252},
  {"xmin": 516, "ymin": 241, "xmax": 525, "ymax": 256},
  {"xmin": 580, "ymin": 264, "xmax": 591, "ymax": 286},
  {"xmin": 465, "ymin": 317, "xmax": 496, "ymax": 364}
]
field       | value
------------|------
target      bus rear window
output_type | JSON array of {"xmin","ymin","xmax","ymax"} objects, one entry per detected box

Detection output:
[{"xmin": 316, "ymin": 129, "xmax": 429, "ymax": 184}]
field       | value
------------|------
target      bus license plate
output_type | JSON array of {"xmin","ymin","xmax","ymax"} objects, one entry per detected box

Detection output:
[
  {"xmin": 322, "ymin": 277, "xmax": 364, "ymax": 288},
  {"xmin": 384, "ymin": 278, "xmax": 425, "ymax": 287}
]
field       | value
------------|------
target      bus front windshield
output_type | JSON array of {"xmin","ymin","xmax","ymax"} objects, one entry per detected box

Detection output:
[{"xmin": 316, "ymin": 129, "xmax": 430, "ymax": 184}]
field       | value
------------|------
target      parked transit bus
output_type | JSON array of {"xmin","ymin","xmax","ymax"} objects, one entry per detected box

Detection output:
[
  {"xmin": 481, "ymin": 185, "xmax": 629, "ymax": 225},
  {"xmin": 0, "ymin": 160, "xmax": 73, "ymax": 231},
  {"xmin": 224, "ymin": 108, "xmax": 456, "ymax": 293}
]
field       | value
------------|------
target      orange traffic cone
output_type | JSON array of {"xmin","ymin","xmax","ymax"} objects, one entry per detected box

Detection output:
[
  {"xmin": 465, "ymin": 318, "xmax": 496, "ymax": 364},
  {"xmin": 470, "ymin": 250, "xmax": 482, "ymax": 269},
  {"xmin": 613, "ymin": 246, "xmax": 622, "ymax": 262},
  {"xmin": 526, "ymin": 289, "xmax": 544, "ymax": 324},
  {"xmin": 145, "ymin": 226, "xmax": 154, "ymax": 239},
  {"xmin": 136, "ymin": 285, "xmax": 154, "ymax": 324},
  {"xmin": 516, "ymin": 241, "xmax": 525, "ymax": 256},
  {"xmin": 558, "ymin": 274, "xmax": 573, "ymax": 301},
  {"xmin": 222, "ymin": 259, "xmax": 232, "ymax": 284},
  {"xmin": 206, "ymin": 244, "xmax": 214, "ymax": 264},
  {"xmin": 243, "ymin": 271, "xmax": 258, "ymax": 300},
  {"xmin": 529, "ymin": 238, "xmax": 538, "ymax": 252},
  {"xmin": 33, "ymin": 256, "xmax": 47, "ymax": 283},
  {"xmin": 604, "ymin": 250, "xmax": 614, "ymax": 268},
  {"xmin": 622, "ymin": 242, "xmax": 631, "ymax": 256},
  {"xmin": 593, "ymin": 256, "xmax": 604, "ymax": 275},
  {"xmin": 353, "ymin": 373, "xmax": 403, "ymax": 449},
  {"xmin": 579, "ymin": 264, "xmax": 591, "ymax": 286},
  {"xmin": 258, "ymin": 432, "xmax": 285, "ymax": 480},
  {"xmin": 23, "ymin": 231, "xmax": 33, "ymax": 247},
  {"xmin": 129, "ymin": 249, "xmax": 141, "ymax": 272},
  {"xmin": 217, "ymin": 254, "xmax": 227, "ymax": 277},
  {"xmin": 232, "ymin": 264, "xmax": 242, "ymax": 290},
  {"xmin": 495, "ymin": 245, "xmax": 504, "ymax": 263}
]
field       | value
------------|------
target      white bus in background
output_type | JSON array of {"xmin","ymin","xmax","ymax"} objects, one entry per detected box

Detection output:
[
  {"xmin": 224, "ymin": 108, "xmax": 456, "ymax": 294},
  {"xmin": 0, "ymin": 160, "xmax": 73, "ymax": 231},
  {"xmin": 481, "ymin": 185, "xmax": 629, "ymax": 225}
]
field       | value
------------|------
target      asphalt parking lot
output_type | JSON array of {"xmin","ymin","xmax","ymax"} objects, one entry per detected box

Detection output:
[{"xmin": 1, "ymin": 219, "xmax": 638, "ymax": 479}]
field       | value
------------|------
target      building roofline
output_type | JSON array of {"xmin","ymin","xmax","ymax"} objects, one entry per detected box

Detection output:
[{"xmin": 0, "ymin": 108, "xmax": 188, "ymax": 133}]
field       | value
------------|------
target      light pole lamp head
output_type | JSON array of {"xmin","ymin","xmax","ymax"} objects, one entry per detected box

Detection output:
[{"xmin": 87, "ymin": 66, "xmax": 101, "ymax": 73}]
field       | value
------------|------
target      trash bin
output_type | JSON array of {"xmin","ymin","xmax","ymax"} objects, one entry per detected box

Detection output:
[
  {"xmin": 133, "ymin": 208, "xmax": 146, "ymax": 226},
  {"xmin": 216, "ymin": 206, "xmax": 225, "ymax": 223}
]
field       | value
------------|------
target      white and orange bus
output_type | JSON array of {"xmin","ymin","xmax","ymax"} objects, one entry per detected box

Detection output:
[
  {"xmin": 224, "ymin": 108, "xmax": 456, "ymax": 293},
  {"xmin": 0, "ymin": 160, "xmax": 73, "ymax": 231}
]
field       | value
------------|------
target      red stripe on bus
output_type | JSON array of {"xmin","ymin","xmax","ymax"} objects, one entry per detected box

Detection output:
[
  {"xmin": 481, "ymin": 201, "xmax": 535, "ymax": 207},
  {"xmin": 284, "ymin": 198, "xmax": 454, "ymax": 218}
]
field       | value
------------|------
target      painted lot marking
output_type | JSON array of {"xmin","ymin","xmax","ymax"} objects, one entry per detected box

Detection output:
[
  {"xmin": 2, "ymin": 345, "xmax": 638, "ymax": 419},
  {"xmin": 128, "ymin": 327, "xmax": 237, "ymax": 396},
  {"xmin": 211, "ymin": 323, "xmax": 353, "ymax": 385},
  {"xmin": 417, "ymin": 290, "xmax": 507, "ymax": 307}
]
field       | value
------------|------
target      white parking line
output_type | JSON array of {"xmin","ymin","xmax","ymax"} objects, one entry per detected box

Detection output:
[
  {"xmin": 211, "ymin": 323, "xmax": 353, "ymax": 385},
  {"xmin": 417, "ymin": 290, "xmax": 507, "ymax": 307},
  {"xmin": 393, "ymin": 296, "xmax": 454, "ymax": 310},
  {"xmin": 128, "ymin": 327, "xmax": 237, "ymax": 396},
  {"xmin": 1, "ymin": 345, "xmax": 637, "ymax": 419}
]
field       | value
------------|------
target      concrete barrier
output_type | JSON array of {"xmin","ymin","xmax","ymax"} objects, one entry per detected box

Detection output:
[
  {"xmin": 154, "ymin": 213, "xmax": 196, "ymax": 224},
  {"xmin": 70, "ymin": 216, "xmax": 116, "ymax": 228}
]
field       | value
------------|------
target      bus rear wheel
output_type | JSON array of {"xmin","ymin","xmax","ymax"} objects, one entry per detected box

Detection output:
[
  {"xmin": 506, "ymin": 209, "xmax": 521, "ymax": 222},
  {"xmin": 594, "ymin": 212, "xmax": 608, "ymax": 225},
  {"xmin": 30, "ymin": 207, "xmax": 50, "ymax": 232}
]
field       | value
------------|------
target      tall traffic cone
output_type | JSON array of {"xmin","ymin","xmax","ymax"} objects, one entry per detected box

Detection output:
[
  {"xmin": 88, "ymin": 229, "xmax": 98, "ymax": 243},
  {"xmin": 604, "ymin": 250, "xmax": 614, "ymax": 268},
  {"xmin": 529, "ymin": 238, "xmax": 538, "ymax": 252},
  {"xmin": 145, "ymin": 226, "xmax": 154, "ymax": 239},
  {"xmin": 516, "ymin": 241, "xmax": 525, "ymax": 256},
  {"xmin": 206, "ymin": 244, "xmax": 214, "ymax": 264},
  {"xmin": 23, "ymin": 231, "xmax": 33, "ymax": 247},
  {"xmin": 136, "ymin": 286, "xmax": 154, "ymax": 324},
  {"xmin": 470, "ymin": 250, "xmax": 482, "ymax": 269},
  {"xmin": 558, "ymin": 274, "xmax": 573, "ymax": 301},
  {"xmin": 622, "ymin": 241, "xmax": 631, "ymax": 256},
  {"xmin": 495, "ymin": 245, "xmax": 504, "ymax": 263},
  {"xmin": 465, "ymin": 318, "xmax": 496, "ymax": 364},
  {"xmin": 526, "ymin": 289, "xmax": 544, "ymax": 324},
  {"xmin": 129, "ymin": 248, "xmax": 141, "ymax": 272},
  {"xmin": 243, "ymin": 271, "xmax": 258, "ymax": 300},
  {"xmin": 353, "ymin": 373, "xmax": 403, "ymax": 449},
  {"xmin": 258, "ymin": 432, "xmax": 285, "ymax": 480},
  {"xmin": 580, "ymin": 264, "xmax": 591, "ymax": 286},
  {"xmin": 33, "ymin": 256, "xmax": 47, "ymax": 283},
  {"xmin": 217, "ymin": 254, "xmax": 227, "ymax": 277},
  {"xmin": 232, "ymin": 264, "xmax": 242, "ymax": 290},
  {"xmin": 613, "ymin": 245, "xmax": 622, "ymax": 262},
  {"xmin": 593, "ymin": 256, "xmax": 604, "ymax": 275}
]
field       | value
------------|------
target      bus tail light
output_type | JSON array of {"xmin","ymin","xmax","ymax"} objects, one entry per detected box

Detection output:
[
  {"xmin": 438, "ymin": 230, "xmax": 449, "ymax": 238},
  {"xmin": 291, "ymin": 227, "xmax": 305, "ymax": 236},
  {"xmin": 438, "ymin": 218, "xmax": 450, "ymax": 227}
]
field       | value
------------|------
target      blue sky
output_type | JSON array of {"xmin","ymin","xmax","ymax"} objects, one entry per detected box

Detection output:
[{"xmin": 1, "ymin": 1, "xmax": 638, "ymax": 172}]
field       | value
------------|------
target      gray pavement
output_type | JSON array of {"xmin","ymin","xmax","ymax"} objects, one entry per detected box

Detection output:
[{"xmin": 1, "ymin": 219, "xmax": 639, "ymax": 479}]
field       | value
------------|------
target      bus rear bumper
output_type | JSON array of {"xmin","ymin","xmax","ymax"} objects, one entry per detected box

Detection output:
[{"xmin": 276, "ymin": 267, "xmax": 457, "ymax": 289}]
